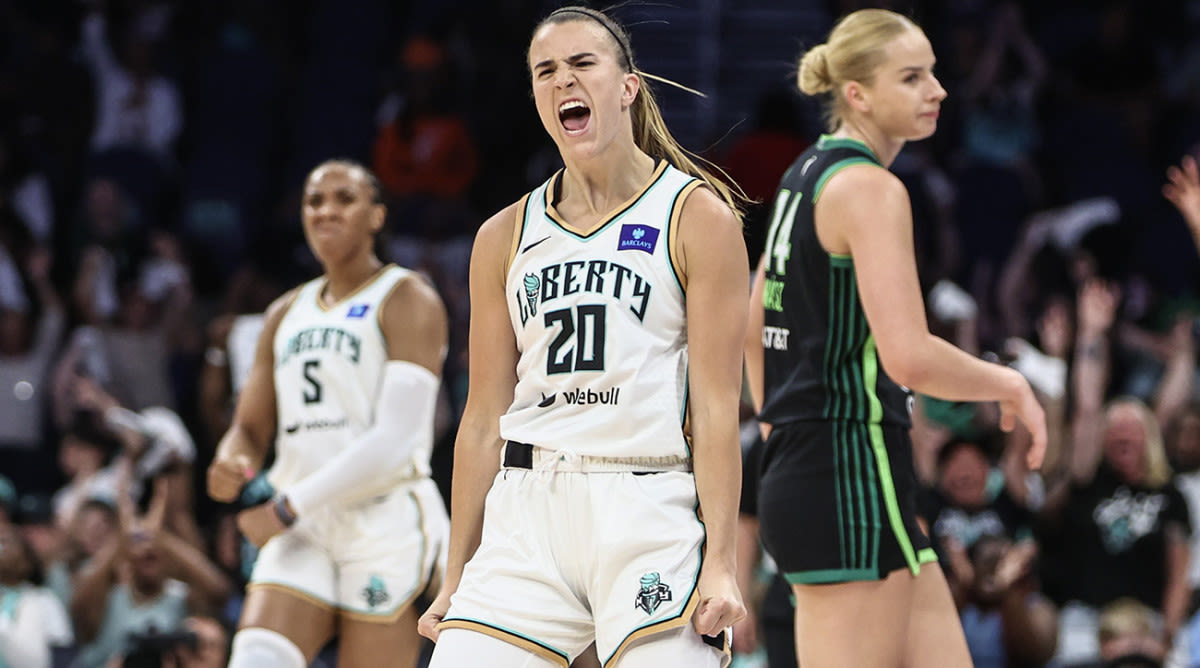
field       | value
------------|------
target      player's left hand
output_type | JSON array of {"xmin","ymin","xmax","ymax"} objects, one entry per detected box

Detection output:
[
  {"xmin": 691, "ymin": 564, "xmax": 746, "ymax": 638},
  {"xmin": 236, "ymin": 501, "xmax": 286, "ymax": 548}
]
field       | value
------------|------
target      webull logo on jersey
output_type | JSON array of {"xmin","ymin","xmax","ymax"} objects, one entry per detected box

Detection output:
[
  {"xmin": 561, "ymin": 386, "xmax": 620, "ymax": 406},
  {"xmin": 283, "ymin": 416, "xmax": 350, "ymax": 434},
  {"xmin": 516, "ymin": 260, "xmax": 652, "ymax": 325},
  {"xmin": 617, "ymin": 224, "xmax": 659, "ymax": 254},
  {"xmin": 277, "ymin": 327, "xmax": 362, "ymax": 366}
]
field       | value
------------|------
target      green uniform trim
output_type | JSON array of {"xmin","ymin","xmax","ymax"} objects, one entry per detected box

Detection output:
[
  {"xmin": 813, "ymin": 157, "xmax": 879, "ymax": 204},
  {"xmin": 863, "ymin": 336, "xmax": 920, "ymax": 576},
  {"xmin": 784, "ymin": 567, "xmax": 877, "ymax": 585}
]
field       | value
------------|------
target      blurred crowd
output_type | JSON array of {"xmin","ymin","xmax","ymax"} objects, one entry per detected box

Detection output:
[{"xmin": 0, "ymin": 0, "xmax": 1199, "ymax": 666}]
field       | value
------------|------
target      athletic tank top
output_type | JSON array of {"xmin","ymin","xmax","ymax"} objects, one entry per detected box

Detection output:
[
  {"xmin": 268, "ymin": 265, "xmax": 431, "ymax": 497},
  {"xmin": 759, "ymin": 135, "xmax": 912, "ymax": 428},
  {"xmin": 500, "ymin": 161, "xmax": 702, "ymax": 459}
]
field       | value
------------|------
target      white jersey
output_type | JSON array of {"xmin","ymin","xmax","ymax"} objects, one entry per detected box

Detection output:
[
  {"xmin": 500, "ymin": 161, "xmax": 703, "ymax": 459},
  {"xmin": 268, "ymin": 265, "xmax": 429, "ymax": 499}
]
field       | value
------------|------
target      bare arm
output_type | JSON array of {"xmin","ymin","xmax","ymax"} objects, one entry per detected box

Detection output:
[
  {"xmin": 1163, "ymin": 528, "xmax": 1191, "ymax": 640},
  {"xmin": 208, "ymin": 290, "xmax": 298, "ymax": 501},
  {"xmin": 1153, "ymin": 318, "xmax": 1195, "ymax": 428},
  {"xmin": 818, "ymin": 166, "xmax": 1045, "ymax": 467},
  {"xmin": 419, "ymin": 204, "xmax": 521, "ymax": 640},
  {"xmin": 744, "ymin": 255, "xmax": 766, "ymax": 414},
  {"xmin": 197, "ymin": 316, "xmax": 235, "ymax": 446},
  {"xmin": 680, "ymin": 187, "xmax": 750, "ymax": 634},
  {"xmin": 69, "ymin": 536, "xmax": 121, "ymax": 643},
  {"xmin": 1068, "ymin": 280, "xmax": 1117, "ymax": 483},
  {"xmin": 154, "ymin": 530, "xmax": 232, "ymax": 614}
]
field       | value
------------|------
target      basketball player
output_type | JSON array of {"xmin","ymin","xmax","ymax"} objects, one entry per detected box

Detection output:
[
  {"xmin": 417, "ymin": 6, "xmax": 748, "ymax": 667},
  {"xmin": 744, "ymin": 9, "xmax": 1047, "ymax": 667},
  {"xmin": 206, "ymin": 159, "xmax": 449, "ymax": 668}
]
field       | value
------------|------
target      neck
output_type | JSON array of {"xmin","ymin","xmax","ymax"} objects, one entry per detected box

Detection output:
[
  {"xmin": 559, "ymin": 140, "xmax": 656, "ymax": 217},
  {"xmin": 131, "ymin": 579, "xmax": 164, "ymax": 601},
  {"xmin": 322, "ymin": 255, "xmax": 383, "ymax": 304},
  {"xmin": 834, "ymin": 119, "xmax": 904, "ymax": 167}
]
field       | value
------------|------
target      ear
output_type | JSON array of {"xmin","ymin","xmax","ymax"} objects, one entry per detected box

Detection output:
[
  {"xmin": 370, "ymin": 204, "xmax": 386, "ymax": 235},
  {"xmin": 621, "ymin": 72, "xmax": 640, "ymax": 110},
  {"xmin": 843, "ymin": 81, "xmax": 871, "ymax": 114}
]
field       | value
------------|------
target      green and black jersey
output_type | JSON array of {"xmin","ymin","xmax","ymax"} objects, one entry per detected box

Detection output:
[{"xmin": 758, "ymin": 135, "xmax": 912, "ymax": 428}]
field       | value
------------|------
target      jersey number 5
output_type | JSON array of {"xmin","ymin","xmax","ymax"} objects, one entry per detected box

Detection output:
[
  {"xmin": 545, "ymin": 304, "xmax": 606, "ymax": 374},
  {"xmin": 762, "ymin": 188, "xmax": 802, "ymax": 276},
  {"xmin": 302, "ymin": 359, "xmax": 322, "ymax": 404}
]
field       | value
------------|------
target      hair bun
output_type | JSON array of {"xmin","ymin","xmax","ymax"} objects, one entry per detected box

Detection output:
[{"xmin": 798, "ymin": 43, "xmax": 834, "ymax": 95}]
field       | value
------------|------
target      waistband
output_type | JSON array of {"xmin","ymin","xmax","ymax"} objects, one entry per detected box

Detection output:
[{"xmin": 502, "ymin": 441, "xmax": 693, "ymax": 473}]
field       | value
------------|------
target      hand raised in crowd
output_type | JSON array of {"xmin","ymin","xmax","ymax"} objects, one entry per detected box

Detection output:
[
  {"xmin": 1076, "ymin": 278, "xmax": 1120, "ymax": 341},
  {"xmin": 1164, "ymin": 154, "xmax": 1200, "ymax": 231},
  {"xmin": 1035, "ymin": 299, "xmax": 1072, "ymax": 360}
]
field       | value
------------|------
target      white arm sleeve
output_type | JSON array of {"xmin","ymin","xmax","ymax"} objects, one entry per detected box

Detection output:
[{"xmin": 285, "ymin": 360, "xmax": 439, "ymax": 517}]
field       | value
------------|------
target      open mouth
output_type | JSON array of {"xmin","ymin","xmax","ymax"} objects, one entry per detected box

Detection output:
[{"xmin": 558, "ymin": 100, "xmax": 591, "ymax": 135}]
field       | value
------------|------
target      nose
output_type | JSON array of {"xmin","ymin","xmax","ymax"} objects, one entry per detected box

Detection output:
[
  {"xmin": 553, "ymin": 68, "xmax": 575, "ymax": 89},
  {"xmin": 930, "ymin": 75, "xmax": 948, "ymax": 102}
]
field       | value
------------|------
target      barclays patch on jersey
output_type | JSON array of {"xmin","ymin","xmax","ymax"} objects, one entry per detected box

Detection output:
[
  {"xmin": 617, "ymin": 224, "xmax": 659, "ymax": 254},
  {"xmin": 346, "ymin": 303, "xmax": 370, "ymax": 319}
]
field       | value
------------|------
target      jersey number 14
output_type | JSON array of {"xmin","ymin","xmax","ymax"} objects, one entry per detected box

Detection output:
[{"xmin": 763, "ymin": 188, "xmax": 802, "ymax": 276}]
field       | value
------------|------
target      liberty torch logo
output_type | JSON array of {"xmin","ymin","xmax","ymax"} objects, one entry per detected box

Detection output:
[
  {"xmin": 634, "ymin": 572, "xmax": 672, "ymax": 615},
  {"xmin": 518, "ymin": 273, "xmax": 541, "ymax": 326}
]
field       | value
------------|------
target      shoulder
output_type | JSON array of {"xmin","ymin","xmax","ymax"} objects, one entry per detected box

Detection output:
[
  {"xmin": 381, "ymin": 270, "xmax": 446, "ymax": 329},
  {"xmin": 475, "ymin": 198, "xmax": 530, "ymax": 279},
  {"xmin": 679, "ymin": 183, "xmax": 739, "ymax": 228},
  {"xmin": 817, "ymin": 162, "xmax": 907, "ymax": 208},
  {"xmin": 263, "ymin": 287, "xmax": 303, "ymax": 327},
  {"xmin": 676, "ymin": 185, "xmax": 746, "ymax": 281},
  {"xmin": 478, "ymin": 198, "xmax": 526, "ymax": 248}
]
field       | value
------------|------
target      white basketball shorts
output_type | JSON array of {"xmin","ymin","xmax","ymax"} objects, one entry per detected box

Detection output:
[{"xmin": 248, "ymin": 476, "xmax": 448, "ymax": 620}]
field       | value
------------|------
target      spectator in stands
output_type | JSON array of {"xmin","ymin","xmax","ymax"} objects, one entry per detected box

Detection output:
[
  {"xmin": 919, "ymin": 436, "xmax": 1036, "ymax": 601},
  {"xmin": 55, "ymin": 228, "xmax": 192, "ymax": 418},
  {"xmin": 0, "ymin": 130, "xmax": 55, "ymax": 244},
  {"xmin": 957, "ymin": 534, "xmax": 1057, "ymax": 668},
  {"xmin": 1079, "ymin": 598, "xmax": 1171, "ymax": 668},
  {"xmin": 1040, "ymin": 297, "xmax": 1193, "ymax": 664},
  {"xmin": 70, "ymin": 477, "xmax": 231, "ymax": 668},
  {"xmin": 372, "ymin": 34, "xmax": 479, "ymax": 243},
  {"xmin": 0, "ymin": 523, "xmax": 74, "ymax": 668},
  {"xmin": 0, "ymin": 247, "xmax": 65, "ymax": 493},
  {"xmin": 78, "ymin": 4, "xmax": 182, "ymax": 161}
]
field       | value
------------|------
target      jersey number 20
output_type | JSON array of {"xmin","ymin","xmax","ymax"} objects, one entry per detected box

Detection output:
[{"xmin": 545, "ymin": 304, "xmax": 606, "ymax": 374}]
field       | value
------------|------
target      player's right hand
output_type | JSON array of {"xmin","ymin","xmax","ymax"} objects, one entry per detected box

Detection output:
[
  {"xmin": 207, "ymin": 453, "xmax": 254, "ymax": 503},
  {"xmin": 418, "ymin": 592, "xmax": 453, "ymax": 642}
]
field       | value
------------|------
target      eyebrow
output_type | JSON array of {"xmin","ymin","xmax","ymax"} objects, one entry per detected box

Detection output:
[{"xmin": 533, "ymin": 52, "xmax": 599, "ymax": 71}]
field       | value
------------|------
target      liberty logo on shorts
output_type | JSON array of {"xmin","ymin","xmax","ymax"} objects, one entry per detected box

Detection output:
[
  {"xmin": 346, "ymin": 303, "xmax": 370, "ymax": 319},
  {"xmin": 362, "ymin": 575, "xmax": 391, "ymax": 609},
  {"xmin": 634, "ymin": 572, "xmax": 672, "ymax": 615},
  {"xmin": 617, "ymin": 224, "xmax": 659, "ymax": 254}
]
